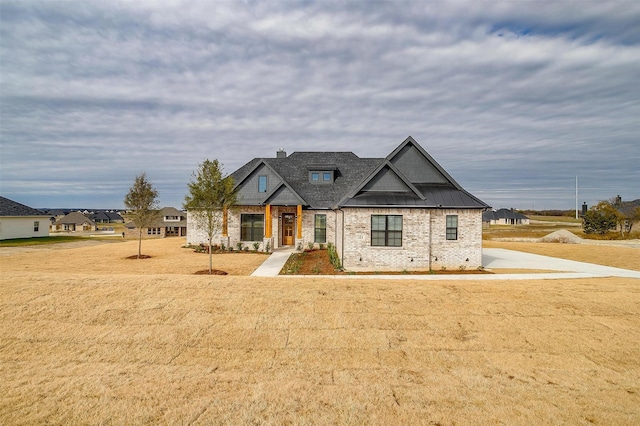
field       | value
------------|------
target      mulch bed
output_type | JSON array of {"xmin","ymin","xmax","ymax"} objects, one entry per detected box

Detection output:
[
  {"xmin": 281, "ymin": 249, "xmax": 492, "ymax": 275},
  {"xmin": 194, "ymin": 269, "xmax": 228, "ymax": 275},
  {"xmin": 125, "ymin": 255, "xmax": 152, "ymax": 259}
]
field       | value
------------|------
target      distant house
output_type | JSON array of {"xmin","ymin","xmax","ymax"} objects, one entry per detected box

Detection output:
[
  {"xmin": 91, "ymin": 211, "xmax": 124, "ymax": 224},
  {"xmin": 125, "ymin": 207, "xmax": 187, "ymax": 238},
  {"xmin": 54, "ymin": 212, "xmax": 97, "ymax": 232},
  {"xmin": 0, "ymin": 196, "xmax": 50, "ymax": 240},
  {"xmin": 188, "ymin": 136, "xmax": 490, "ymax": 270},
  {"xmin": 483, "ymin": 208, "xmax": 530, "ymax": 226}
]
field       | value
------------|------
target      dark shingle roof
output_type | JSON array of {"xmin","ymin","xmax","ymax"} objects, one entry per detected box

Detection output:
[
  {"xmin": 230, "ymin": 137, "xmax": 490, "ymax": 210},
  {"xmin": 483, "ymin": 208, "xmax": 529, "ymax": 221},
  {"xmin": 0, "ymin": 196, "xmax": 47, "ymax": 217}
]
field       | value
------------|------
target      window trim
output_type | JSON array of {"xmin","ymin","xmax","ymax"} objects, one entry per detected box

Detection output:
[
  {"xmin": 446, "ymin": 215, "xmax": 458, "ymax": 240},
  {"xmin": 33, "ymin": 221, "xmax": 39, "ymax": 232},
  {"xmin": 371, "ymin": 215, "xmax": 403, "ymax": 247},
  {"xmin": 258, "ymin": 175, "xmax": 268, "ymax": 193},
  {"xmin": 309, "ymin": 170, "xmax": 333, "ymax": 184},
  {"xmin": 314, "ymin": 214, "xmax": 327, "ymax": 243}
]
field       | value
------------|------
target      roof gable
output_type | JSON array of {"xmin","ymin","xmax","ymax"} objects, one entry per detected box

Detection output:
[{"xmin": 387, "ymin": 136, "xmax": 462, "ymax": 189}]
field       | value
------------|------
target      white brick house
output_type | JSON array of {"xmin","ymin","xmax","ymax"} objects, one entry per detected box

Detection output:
[{"xmin": 187, "ymin": 136, "xmax": 490, "ymax": 271}]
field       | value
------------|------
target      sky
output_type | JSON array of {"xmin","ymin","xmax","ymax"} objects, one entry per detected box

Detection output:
[{"xmin": 1, "ymin": 1, "xmax": 639, "ymax": 211}]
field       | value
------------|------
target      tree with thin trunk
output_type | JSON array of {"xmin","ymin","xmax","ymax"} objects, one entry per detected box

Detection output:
[
  {"xmin": 184, "ymin": 159, "xmax": 237, "ymax": 274},
  {"xmin": 124, "ymin": 173, "xmax": 160, "ymax": 259}
]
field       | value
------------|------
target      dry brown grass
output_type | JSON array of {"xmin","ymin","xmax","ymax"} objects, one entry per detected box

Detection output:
[{"xmin": 1, "ymin": 239, "xmax": 640, "ymax": 424}]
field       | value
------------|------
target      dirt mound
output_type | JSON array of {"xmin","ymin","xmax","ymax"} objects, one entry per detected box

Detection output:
[{"xmin": 540, "ymin": 229, "xmax": 582, "ymax": 244}]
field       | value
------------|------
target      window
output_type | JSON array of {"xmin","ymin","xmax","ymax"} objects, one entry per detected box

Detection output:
[
  {"xmin": 309, "ymin": 170, "xmax": 334, "ymax": 184},
  {"xmin": 314, "ymin": 214, "xmax": 326, "ymax": 243},
  {"xmin": 241, "ymin": 214, "xmax": 264, "ymax": 241},
  {"xmin": 371, "ymin": 215, "xmax": 402, "ymax": 247},
  {"xmin": 147, "ymin": 227, "xmax": 161, "ymax": 235},
  {"xmin": 258, "ymin": 175, "xmax": 267, "ymax": 193},
  {"xmin": 446, "ymin": 215, "xmax": 458, "ymax": 240},
  {"xmin": 34, "ymin": 221, "xmax": 39, "ymax": 232}
]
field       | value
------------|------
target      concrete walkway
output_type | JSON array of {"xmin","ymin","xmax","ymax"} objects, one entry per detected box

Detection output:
[
  {"xmin": 250, "ymin": 247, "xmax": 296, "ymax": 277},
  {"xmin": 250, "ymin": 247, "xmax": 640, "ymax": 280}
]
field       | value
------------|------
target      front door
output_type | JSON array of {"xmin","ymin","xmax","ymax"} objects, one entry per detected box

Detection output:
[{"xmin": 282, "ymin": 213, "xmax": 295, "ymax": 246}]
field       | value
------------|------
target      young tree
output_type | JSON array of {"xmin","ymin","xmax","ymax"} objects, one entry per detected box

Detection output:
[
  {"xmin": 582, "ymin": 201, "xmax": 618, "ymax": 235},
  {"xmin": 184, "ymin": 159, "xmax": 237, "ymax": 274},
  {"xmin": 124, "ymin": 173, "xmax": 160, "ymax": 258}
]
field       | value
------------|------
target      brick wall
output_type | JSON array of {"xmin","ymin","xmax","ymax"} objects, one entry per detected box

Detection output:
[{"xmin": 340, "ymin": 208, "xmax": 483, "ymax": 271}]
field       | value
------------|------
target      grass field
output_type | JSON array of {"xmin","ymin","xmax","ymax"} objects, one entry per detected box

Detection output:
[{"xmin": 1, "ymin": 238, "xmax": 639, "ymax": 424}]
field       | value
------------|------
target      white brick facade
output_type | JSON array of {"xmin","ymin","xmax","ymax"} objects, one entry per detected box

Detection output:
[
  {"xmin": 188, "ymin": 206, "xmax": 483, "ymax": 271},
  {"xmin": 339, "ymin": 208, "xmax": 482, "ymax": 271}
]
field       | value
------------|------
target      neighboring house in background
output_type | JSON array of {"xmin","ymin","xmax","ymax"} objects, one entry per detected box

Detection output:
[
  {"xmin": 91, "ymin": 211, "xmax": 124, "ymax": 224},
  {"xmin": 482, "ymin": 208, "xmax": 530, "ymax": 226},
  {"xmin": 125, "ymin": 207, "xmax": 187, "ymax": 238},
  {"xmin": 0, "ymin": 196, "xmax": 50, "ymax": 240},
  {"xmin": 187, "ymin": 136, "xmax": 490, "ymax": 270},
  {"xmin": 54, "ymin": 211, "xmax": 97, "ymax": 232}
]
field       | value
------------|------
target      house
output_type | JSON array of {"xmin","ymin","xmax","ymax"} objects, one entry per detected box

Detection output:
[
  {"xmin": 91, "ymin": 211, "xmax": 124, "ymax": 224},
  {"xmin": 54, "ymin": 211, "xmax": 97, "ymax": 232},
  {"xmin": 483, "ymin": 208, "xmax": 530, "ymax": 226},
  {"xmin": 187, "ymin": 136, "xmax": 490, "ymax": 270},
  {"xmin": 0, "ymin": 196, "xmax": 50, "ymax": 240},
  {"xmin": 125, "ymin": 207, "xmax": 187, "ymax": 238}
]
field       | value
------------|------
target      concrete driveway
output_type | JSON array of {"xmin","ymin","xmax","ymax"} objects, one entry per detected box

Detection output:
[
  {"xmin": 252, "ymin": 247, "xmax": 640, "ymax": 280},
  {"xmin": 482, "ymin": 248, "xmax": 640, "ymax": 279}
]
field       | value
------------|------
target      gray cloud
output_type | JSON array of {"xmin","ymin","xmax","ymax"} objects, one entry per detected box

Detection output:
[{"xmin": 1, "ymin": 0, "xmax": 639, "ymax": 209}]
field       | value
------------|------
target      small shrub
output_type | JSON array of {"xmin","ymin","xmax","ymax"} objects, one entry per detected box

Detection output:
[
  {"xmin": 319, "ymin": 243, "xmax": 326, "ymax": 250},
  {"xmin": 458, "ymin": 265, "xmax": 466, "ymax": 271},
  {"xmin": 327, "ymin": 242, "xmax": 342, "ymax": 270},
  {"xmin": 243, "ymin": 246, "xmax": 249, "ymax": 252},
  {"xmin": 221, "ymin": 242, "xmax": 226, "ymax": 251},
  {"xmin": 308, "ymin": 242, "xmax": 314, "ymax": 250},
  {"xmin": 265, "ymin": 241, "xmax": 271, "ymax": 253},
  {"xmin": 236, "ymin": 242, "xmax": 243, "ymax": 251},
  {"xmin": 441, "ymin": 266, "xmax": 447, "ymax": 271},
  {"xmin": 252, "ymin": 242, "xmax": 260, "ymax": 251}
]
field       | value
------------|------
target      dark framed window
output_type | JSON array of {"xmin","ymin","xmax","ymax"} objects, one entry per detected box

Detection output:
[
  {"xmin": 314, "ymin": 214, "xmax": 326, "ymax": 243},
  {"xmin": 309, "ymin": 171, "xmax": 334, "ymax": 184},
  {"xmin": 258, "ymin": 175, "xmax": 267, "ymax": 193},
  {"xmin": 33, "ymin": 221, "xmax": 39, "ymax": 232},
  {"xmin": 446, "ymin": 215, "xmax": 458, "ymax": 240},
  {"xmin": 371, "ymin": 215, "xmax": 402, "ymax": 247},
  {"xmin": 241, "ymin": 214, "xmax": 264, "ymax": 241}
]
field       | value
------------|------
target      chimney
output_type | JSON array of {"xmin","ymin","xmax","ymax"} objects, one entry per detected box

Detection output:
[{"xmin": 277, "ymin": 148, "xmax": 287, "ymax": 158}]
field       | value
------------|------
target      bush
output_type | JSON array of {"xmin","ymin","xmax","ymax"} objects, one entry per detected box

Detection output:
[
  {"xmin": 252, "ymin": 242, "xmax": 260, "ymax": 251},
  {"xmin": 327, "ymin": 242, "xmax": 342, "ymax": 270}
]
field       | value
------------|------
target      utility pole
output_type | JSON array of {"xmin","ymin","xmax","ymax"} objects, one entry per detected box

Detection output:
[{"xmin": 575, "ymin": 176, "xmax": 578, "ymax": 219}]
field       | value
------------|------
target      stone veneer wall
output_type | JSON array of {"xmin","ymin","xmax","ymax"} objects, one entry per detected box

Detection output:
[{"xmin": 340, "ymin": 208, "xmax": 483, "ymax": 271}]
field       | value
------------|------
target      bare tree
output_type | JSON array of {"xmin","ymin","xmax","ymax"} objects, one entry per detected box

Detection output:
[
  {"xmin": 184, "ymin": 159, "xmax": 236, "ymax": 274},
  {"xmin": 124, "ymin": 173, "xmax": 160, "ymax": 259}
]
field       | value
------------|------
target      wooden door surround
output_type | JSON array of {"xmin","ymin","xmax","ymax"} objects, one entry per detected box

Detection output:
[{"xmin": 282, "ymin": 213, "xmax": 295, "ymax": 246}]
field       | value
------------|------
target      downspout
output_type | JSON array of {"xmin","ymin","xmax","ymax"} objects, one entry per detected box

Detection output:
[{"xmin": 428, "ymin": 209, "xmax": 432, "ymax": 271}]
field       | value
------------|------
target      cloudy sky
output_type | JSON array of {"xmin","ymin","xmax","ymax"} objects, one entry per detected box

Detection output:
[{"xmin": 1, "ymin": 1, "xmax": 639, "ymax": 210}]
